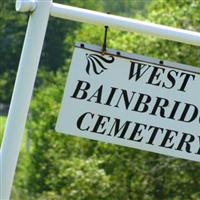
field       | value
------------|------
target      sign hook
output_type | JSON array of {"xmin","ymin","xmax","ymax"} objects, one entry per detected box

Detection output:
[
  {"xmin": 102, "ymin": 12, "xmax": 110, "ymax": 54},
  {"xmin": 102, "ymin": 25, "xmax": 109, "ymax": 54}
]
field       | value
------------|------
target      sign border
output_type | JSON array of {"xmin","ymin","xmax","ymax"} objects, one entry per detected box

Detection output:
[
  {"xmin": 75, "ymin": 42, "xmax": 200, "ymax": 75},
  {"xmin": 56, "ymin": 44, "xmax": 200, "ymax": 162}
]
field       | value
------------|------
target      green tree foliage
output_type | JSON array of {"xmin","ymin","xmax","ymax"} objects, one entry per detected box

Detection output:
[
  {"xmin": 101, "ymin": 0, "xmax": 149, "ymax": 16},
  {"xmin": 0, "ymin": 1, "xmax": 27, "ymax": 103},
  {"xmin": 0, "ymin": 0, "xmax": 148, "ymax": 103},
  {"xmin": 40, "ymin": 0, "xmax": 105, "ymax": 71},
  {"xmin": 25, "ymin": 0, "xmax": 200, "ymax": 199},
  {"xmin": 25, "ymin": 71, "xmax": 113, "ymax": 199},
  {"xmin": 0, "ymin": 116, "xmax": 6, "ymax": 143},
  {"xmin": 3, "ymin": 0, "xmax": 200, "ymax": 199}
]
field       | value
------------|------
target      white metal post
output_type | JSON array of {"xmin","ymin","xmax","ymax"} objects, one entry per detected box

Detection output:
[{"xmin": 0, "ymin": 0, "xmax": 52, "ymax": 199}]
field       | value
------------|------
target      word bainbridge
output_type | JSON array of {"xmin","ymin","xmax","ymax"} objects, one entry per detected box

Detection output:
[{"xmin": 56, "ymin": 44, "xmax": 200, "ymax": 162}]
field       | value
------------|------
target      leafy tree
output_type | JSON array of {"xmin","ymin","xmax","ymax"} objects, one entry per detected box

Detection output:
[
  {"xmin": 11, "ymin": 0, "xmax": 200, "ymax": 199},
  {"xmin": 25, "ymin": 71, "xmax": 113, "ymax": 199},
  {"xmin": 0, "ymin": 0, "xmax": 149, "ymax": 103},
  {"xmin": 0, "ymin": 1, "xmax": 27, "ymax": 103}
]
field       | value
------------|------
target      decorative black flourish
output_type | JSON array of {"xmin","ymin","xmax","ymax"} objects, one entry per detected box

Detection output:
[{"xmin": 85, "ymin": 53, "xmax": 115, "ymax": 75}]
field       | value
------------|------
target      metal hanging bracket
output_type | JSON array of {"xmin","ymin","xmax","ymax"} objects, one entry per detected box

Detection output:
[{"xmin": 102, "ymin": 25, "xmax": 109, "ymax": 54}]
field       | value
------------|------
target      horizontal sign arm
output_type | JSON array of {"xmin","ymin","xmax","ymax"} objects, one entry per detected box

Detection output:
[
  {"xmin": 16, "ymin": 0, "xmax": 200, "ymax": 47},
  {"xmin": 50, "ymin": 3, "xmax": 200, "ymax": 47}
]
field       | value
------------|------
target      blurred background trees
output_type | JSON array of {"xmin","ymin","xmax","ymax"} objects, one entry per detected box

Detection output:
[{"xmin": 0, "ymin": 0, "xmax": 200, "ymax": 199}]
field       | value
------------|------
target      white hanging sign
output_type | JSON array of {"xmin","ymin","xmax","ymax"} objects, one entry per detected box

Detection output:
[{"xmin": 56, "ymin": 43, "xmax": 200, "ymax": 162}]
